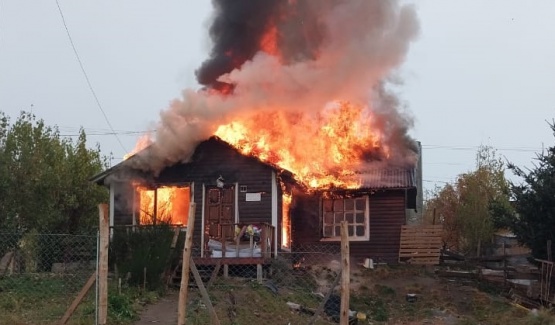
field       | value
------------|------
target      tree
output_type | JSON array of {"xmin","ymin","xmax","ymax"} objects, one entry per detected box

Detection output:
[
  {"xmin": 424, "ymin": 146, "xmax": 514, "ymax": 255},
  {"xmin": 509, "ymin": 122, "xmax": 555, "ymax": 259},
  {"xmin": 0, "ymin": 111, "xmax": 108, "ymax": 233}
]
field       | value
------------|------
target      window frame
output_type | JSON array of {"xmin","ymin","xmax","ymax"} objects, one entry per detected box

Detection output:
[{"xmin": 320, "ymin": 195, "xmax": 370, "ymax": 242}]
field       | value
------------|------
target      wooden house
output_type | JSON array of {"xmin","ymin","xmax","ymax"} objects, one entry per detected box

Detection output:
[{"xmin": 91, "ymin": 136, "xmax": 420, "ymax": 267}]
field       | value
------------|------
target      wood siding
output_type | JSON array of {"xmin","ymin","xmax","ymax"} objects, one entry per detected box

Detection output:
[
  {"xmin": 112, "ymin": 138, "xmax": 279, "ymax": 256},
  {"xmin": 291, "ymin": 189, "xmax": 407, "ymax": 264}
]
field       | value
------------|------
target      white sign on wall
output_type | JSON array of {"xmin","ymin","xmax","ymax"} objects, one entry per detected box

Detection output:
[{"xmin": 245, "ymin": 192, "xmax": 261, "ymax": 202}]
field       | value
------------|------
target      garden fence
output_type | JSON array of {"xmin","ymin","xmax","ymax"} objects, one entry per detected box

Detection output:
[{"xmin": 0, "ymin": 232, "xmax": 98, "ymax": 324}]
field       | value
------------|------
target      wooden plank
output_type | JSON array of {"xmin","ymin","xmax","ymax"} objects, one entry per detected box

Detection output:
[
  {"xmin": 206, "ymin": 261, "xmax": 221, "ymax": 289},
  {"xmin": 401, "ymin": 225, "xmax": 443, "ymax": 230},
  {"xmin": 59, "ymin": 272, "xmax": 96, "ymax": 325},
  {"xmin": 399, "ymin": 254, "xmax": 441, "ymax": 259},
  {"xmin": 398, "ymin": 225, "xmax": 442, "ymax": 265},
  {"xmin": 340, "ymin": 221, "xmax": 350, "ymax": 325},
  {"xmin": 177, "ymin": 202, "xmax": 197, "ymax": 325},
  {"xmin": 98, "ymin": 204, "xmax": 109, "ymax": 325},
  {"xmin": 399, "ymin": 250, "xmax": 441, "ymax": 254},
  {"xmin": 171, "ymin": 227, "xmax": 181, "ymax": 248},
  {"xmin": 400, "ymin": 245, "xmax": 442, "ymax": 249},
  {"xmin": 190, "ymin": 258, "xmax": 221, "ymax": 325}
]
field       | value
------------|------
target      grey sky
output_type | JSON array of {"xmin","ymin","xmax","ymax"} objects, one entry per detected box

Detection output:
[{"xmin": 1, "ymin": 1, "xmax": 554, "ymax": 193}]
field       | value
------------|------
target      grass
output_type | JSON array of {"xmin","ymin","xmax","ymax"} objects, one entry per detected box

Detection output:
[
  {"xmin": 0, "ymin": 273, "xmax": 95, "ymax": 324},
  {"xmin": 5, "ymin": 264, "xmax": 555, "ymax": 325},
  {"xmin": 0, "ymin": 273, "xmax": 161, "ymax": 325}
]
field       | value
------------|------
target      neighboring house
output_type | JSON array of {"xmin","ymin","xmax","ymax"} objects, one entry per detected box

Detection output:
[{"xmin": 91, "ymin": 136, "xmax": 420, "ymax": 265}]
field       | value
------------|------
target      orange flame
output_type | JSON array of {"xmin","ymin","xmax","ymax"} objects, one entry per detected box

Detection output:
[
  {"xmin": 136, "ymin": 185, "xmax": 190, "ymax": 225},
  {"xmin": 215, "ymin": 101, "xmax": 387, "ymax": 189},
  {"xmin": 123, "ymin": 134, "xmax": 152, "ymax": 160},
  {"xmin": 282, "ymin": 193, "xmax": 292, "ymax": 248}
]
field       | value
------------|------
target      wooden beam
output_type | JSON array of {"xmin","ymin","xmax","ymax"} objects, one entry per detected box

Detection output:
[
  {"xmin": 206, "ymin": 261, "xmax": 221, "ymax": 289},
  {"xmin": 98, "ymin": 204, "xmax": 109, "ymax": 325},
  {"xmin": 59, "ymin": 272, "xmax": 96, "ymax": 325},
  {"xmin": 190, "ymin": 258, "xmax": 221, "ymax": 325},
  {"xmin": 340, "ymin": 221, "xmax": 350, "ymax": 325},
  {"xmin": 177, "ymin": 202, "xmax": 197, "ymax": 325},
  {"xmin": 171, "ymin": 227, "xmax": 181, "ymax": 248}
]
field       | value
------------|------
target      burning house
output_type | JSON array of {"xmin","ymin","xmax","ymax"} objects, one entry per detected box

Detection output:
[{"xmin": 92, "ymin": 0, "xmax": 422, "ymax": 265}]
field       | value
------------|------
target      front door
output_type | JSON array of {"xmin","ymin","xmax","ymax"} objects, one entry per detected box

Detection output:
[{"xmin": 205, "ymin": 186, "xmax": 235, "ymax": 240}]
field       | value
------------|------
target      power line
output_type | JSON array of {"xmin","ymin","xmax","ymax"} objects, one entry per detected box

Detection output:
[
  {"xmin": 54, "ymin": 0, "xmax": 127, "ymax": 152},
  {"xmin": 422, "ymin": 144, "xmax": 542, "ymax": 153},
  {"xmin": 59, "ymin": 130, "xmax": 149, "ymax": 137}
]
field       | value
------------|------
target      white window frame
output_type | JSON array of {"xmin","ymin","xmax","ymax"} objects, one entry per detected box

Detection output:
[{"xmin": 320, "ymin": 196, "xmax": 370, "ymax": 241}]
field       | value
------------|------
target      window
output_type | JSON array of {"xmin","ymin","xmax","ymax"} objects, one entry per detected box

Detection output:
[
  {"xmin": 322, "ymin": 196, "xmax": 369, "ymax": 241},
  {"xmin": 135, "ymin": 185, "xmax": 191, "ymax": 225}
]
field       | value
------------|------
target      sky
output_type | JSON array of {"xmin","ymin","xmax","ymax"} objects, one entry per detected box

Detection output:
[{"xmin": 1, "ymin": 1, "xmax": 554, "ymax": 195}]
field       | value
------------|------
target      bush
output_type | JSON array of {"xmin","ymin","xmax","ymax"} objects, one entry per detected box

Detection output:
[{"xmin": 110, "ymin": 225, "xmax": 179, "ymax": 290}]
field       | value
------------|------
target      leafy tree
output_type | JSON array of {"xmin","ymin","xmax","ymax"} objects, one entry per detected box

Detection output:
[
  {"xmin": 509, "ymin": 123, "xmax": 555, "ymax": 259},
  {"xmin": 0, "ymin": 111, "xmax": 108, "ymax": 233},
  {"xmin": 423, "ymin": 184, "xmax": 459, "ymax": 250},
  {"xmin": 424, "ymin": 146, "xmax": 514, "ymax": 255}
]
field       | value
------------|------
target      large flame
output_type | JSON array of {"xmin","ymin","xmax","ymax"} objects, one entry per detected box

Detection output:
[{"xmin": 215, "ymin": 101, "xmax": 388, "ymax": 189}]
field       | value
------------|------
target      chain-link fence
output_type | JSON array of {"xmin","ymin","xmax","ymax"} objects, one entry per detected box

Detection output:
[
  {"xmin": 180, "ymin": 243, "xmax": 354, "ymax": 324},
  {"xmin": 0, "ymin": 232, "xmax": 98, "ymax": 324},
  {"xmin": 106, "ymin": 225, "xmax": 363, "ymax": 324}
]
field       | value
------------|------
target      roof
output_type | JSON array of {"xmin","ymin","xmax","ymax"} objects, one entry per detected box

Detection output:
[
  {"xmin": 347, "ymin": 168, "xmax": 416, "ymax": 189},
  {"xmin": 91, "ymin": 137, "xmax": 417, "ymax": 190},
  {"xmin": 89, "ymin": 137, "xmax": 286, "ymax": 185}
]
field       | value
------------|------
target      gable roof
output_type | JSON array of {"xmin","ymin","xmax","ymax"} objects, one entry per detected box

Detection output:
[
  {"xmin": 90, "ymin": 136, "xmax": 286, "ymax": 185},
  {"xmin": 91, "ymin": 136, "xmax": 417, "ymax": 190}
]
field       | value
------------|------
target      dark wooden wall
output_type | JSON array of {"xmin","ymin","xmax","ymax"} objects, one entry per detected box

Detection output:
[
  {"xmin": 291, "ymin": 189, "xmax": 408, "ymax": 264},
  {"xmin": 111, "ymin": 138, "xmax": 280, "ymax": 255}
]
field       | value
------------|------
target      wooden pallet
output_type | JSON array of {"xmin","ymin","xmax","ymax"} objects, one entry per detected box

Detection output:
[{"xmin": 399, "ymin": 225, "xmax": 443, "ymax": 265}]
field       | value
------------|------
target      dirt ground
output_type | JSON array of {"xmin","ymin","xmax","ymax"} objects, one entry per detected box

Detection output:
[
  {"xmin": 133, "ymin": 292, "xmax": 178, "ymax": 325},
  {"xmin": 132, "ymin": 265, "xmax": 548, "ymax": 325}
]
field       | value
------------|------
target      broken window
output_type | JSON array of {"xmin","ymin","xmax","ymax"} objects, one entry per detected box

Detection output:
[{"xmin": 322, "ymin": 196, "xmax": 369, "ymax": 241}]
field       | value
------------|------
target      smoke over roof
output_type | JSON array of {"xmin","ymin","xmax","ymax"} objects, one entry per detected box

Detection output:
[{"xmin": 132, "ymin": 0, "xmax": 420, "ymax": 187}]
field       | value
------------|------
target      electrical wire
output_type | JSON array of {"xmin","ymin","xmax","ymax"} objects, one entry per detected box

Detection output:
[{"xmin": 54, "ymin": 0, "xmax": 127, "ymax": 152}]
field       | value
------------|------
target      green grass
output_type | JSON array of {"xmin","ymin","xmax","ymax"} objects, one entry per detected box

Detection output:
[
  {"xmin": 0, "ymin": 274, "xmax": 161, "ymax": 325},
  {"xmin": 0, "ymin": 273, "xmax": 95, "ymax": 324}
]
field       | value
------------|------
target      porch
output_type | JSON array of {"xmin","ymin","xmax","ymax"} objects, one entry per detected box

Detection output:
[{"xmin": 180, "ymin": 222, "xmax": 276, "ymax": 283}]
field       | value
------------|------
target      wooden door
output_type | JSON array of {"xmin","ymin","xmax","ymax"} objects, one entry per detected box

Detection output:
[{"xmin": 205, "ymin": 186, "xmax": 235, "ymax": 239}]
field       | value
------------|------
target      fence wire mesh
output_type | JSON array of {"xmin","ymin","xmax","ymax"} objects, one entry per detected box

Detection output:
[
  {"xmin": 107, "ymin": 226, "xmax": 360, "ymax": 324},
  {"xmin": 0, "ymin": 232, "xmax": 98, "ymax": 324},
  {"xmin": 183, "ymin": 244, "xmax": 348, "ymax": 325}
]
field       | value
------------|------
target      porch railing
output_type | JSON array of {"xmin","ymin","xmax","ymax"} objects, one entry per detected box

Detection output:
[{"xmin": 205, "ymin": 223, "xmax": 274, "ymax": 259}]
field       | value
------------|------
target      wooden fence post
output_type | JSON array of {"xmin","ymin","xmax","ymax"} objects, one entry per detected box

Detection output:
[
  {"xmin": 340, "ymin": 221, "xmax": 350, "ymax": 325},
  {"xmin": 98, "ymin": 204, "xmax": 109, "ymax": 325},
  {"xmin": 177, "ymin": 202, "xmax": 197, "ymax": 325}
]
